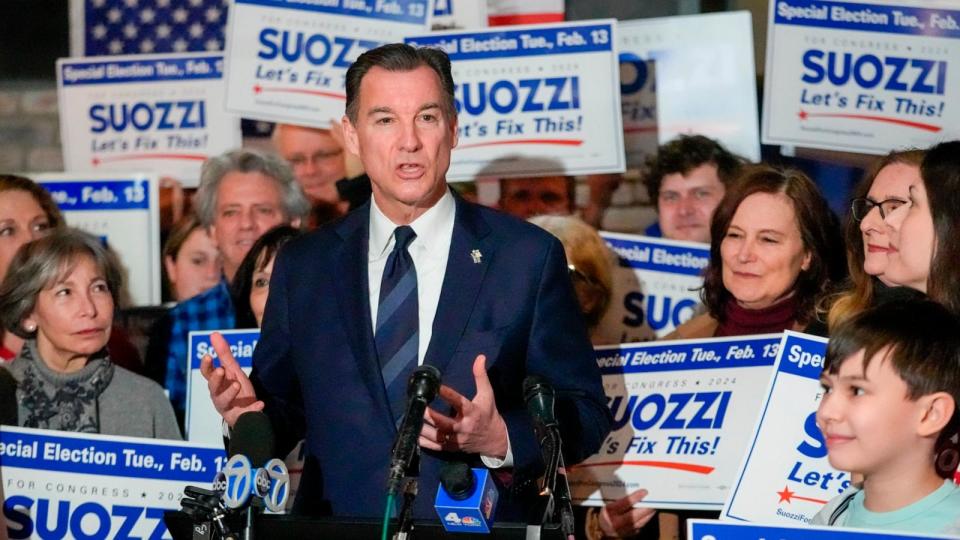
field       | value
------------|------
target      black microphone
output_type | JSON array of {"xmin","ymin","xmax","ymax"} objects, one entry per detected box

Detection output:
[
  {"xmin": 524, "ymin": 376, "xmax": 560, "ymax": 494},
  {"xmin": 523, "ymin": 376, "xmax": 575, "ymax": 537},
  {"xmin": 0, "ymin": 368, "xmax": 17, "ymax": 426},
  {"xmin": 229, "ymin": 412, "xmax": 275, "ymax": 464},
  {"xmin": 227, "ymin": 412, "xmax": 276, "ymax": 540},
  {"xmin": 387, "ymin": 365, "xmax": 441, "ymax": 494}
]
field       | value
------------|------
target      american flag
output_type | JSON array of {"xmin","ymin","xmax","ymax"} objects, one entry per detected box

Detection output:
[{"xmin": 73, "ymin": 0, "xmax": 229, "ymax": 56}]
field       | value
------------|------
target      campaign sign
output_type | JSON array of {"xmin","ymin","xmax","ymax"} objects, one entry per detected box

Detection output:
[
  {"xmin": 618, "ymin": 12, "xmax": 761, "ymax": 167},
  {"xmin": 406, "ymin": 20, "xmax": 625, "ymax": 180},
  {"xmin": 35, "ymin": 173, "xmax": 161, "ymax": 307},
  {"xmin": 57, "ymin": 53, "xmax": 240, "ymax": 187},
  {"xmin": 185, "ymin": 329, "xmax": 258, "ymax": 445},
  {"xmin": 763, "ymin": 0, "xmax": 960, "ymax": 154},
  {"xmin": 1, "ymin": 426, "xmax": 225, "ymax": 540},
  {"xmin": 688, "ymin": 519, "xmax": 956, "ymax": 540},
  {"xmin": 568, "ymin": 334, "xmax": 782, "ymax": 510},
  {"xmin": 722, "ymin": 332, "xmax": 841, "ymax": 524},
  {"xmin": 593, "ymin": 233, "xmax": 709, "ymax": 344},
  {"xmin": 432, "ymin": 0, "xmax": 487, "ymax": 30},
  {"xmin": 223, "ymin": 0, "xmax": 431, "ymax": 128}
]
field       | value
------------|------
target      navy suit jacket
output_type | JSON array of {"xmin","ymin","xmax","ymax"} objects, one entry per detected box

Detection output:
[{"xmin": 251, "ymin": 193, "xmax": 611, "ymax": 519}]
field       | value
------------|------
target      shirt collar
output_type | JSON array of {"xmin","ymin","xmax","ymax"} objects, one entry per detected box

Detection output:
[{"xmin": 369, "ymin": 188, "xmax": 456, "ymax": 260}]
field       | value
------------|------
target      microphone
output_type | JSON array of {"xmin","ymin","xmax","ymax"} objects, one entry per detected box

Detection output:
[
  {"xmin": 214, "ymin": 454, "xmax": 289, "ymax": 512},
  {"xmin": 434, "ymin": 462, "xmax": 498, "ymax": 533},
  {"xmin": 387, "ymin": 365, "xmax": 441, "ymax": 494},
  {"xmin": 524, "ymin": 376, "xmax": 575, "ymax": 538},
  {"xmin": 524, "ymin": 376, "xmax": 560, "ymax": 496},
  {"xmin": 223, "ymin": 411, "xmax": 287, "ymax": 539}
]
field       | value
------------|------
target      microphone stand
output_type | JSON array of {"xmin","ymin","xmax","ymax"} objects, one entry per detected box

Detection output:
[{"xmin": 393, "ymin": 476, "xmax": 418, "ymax": 540}]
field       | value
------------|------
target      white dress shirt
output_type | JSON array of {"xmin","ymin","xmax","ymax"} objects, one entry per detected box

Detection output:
[{"xmin": 368, "ymin": 189, "xmax": 512, "ymax": 467}]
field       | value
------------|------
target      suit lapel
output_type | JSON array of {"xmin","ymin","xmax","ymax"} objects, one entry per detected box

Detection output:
[
  {"xmin": 332, "ymin": 205, "xmax": 392, "ymax": 417},
  {"xmin": 424, "ymin": 197, "xmax": 493, "ymax": 374}
]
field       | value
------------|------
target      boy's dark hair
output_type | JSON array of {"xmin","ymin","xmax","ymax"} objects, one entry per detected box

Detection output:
[
  {"xmin": 641, "ymin": 134, "xmax": 746, "ymax": 203},
  {"xmin": 344, "ymin": 43, "xmax": 456, "ymax": 123},
  {"xmin": 825, "ymin": 299, "xmax": 960, "ymax": 476}
]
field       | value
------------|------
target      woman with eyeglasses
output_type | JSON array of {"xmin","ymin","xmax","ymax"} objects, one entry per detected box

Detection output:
[
  {"xmin": 824, "ymin": 149, "xmax": 927, "ymax": 331},
  {"xmin": 882, "ymin": 141, "xmax": 960, "ymax": 315}
]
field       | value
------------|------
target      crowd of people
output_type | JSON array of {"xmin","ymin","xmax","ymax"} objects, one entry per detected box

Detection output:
[{"xmin": 1, "ymin": 41, "xmax": 959, "ymax": 539}]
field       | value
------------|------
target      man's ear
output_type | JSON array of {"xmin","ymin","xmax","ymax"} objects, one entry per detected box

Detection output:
[
  {"xmin": 917, "ymin": 392, "xmax": 956, "ymax": 437},
  {"xmin": 342, "ymin": 115, "xmax": 360, "ymax": 156}
]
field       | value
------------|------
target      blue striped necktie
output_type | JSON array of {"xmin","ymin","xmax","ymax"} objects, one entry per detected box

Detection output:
[{"xmin": 376, "ymin": 226, "xmax": 419, "ymax": 424}]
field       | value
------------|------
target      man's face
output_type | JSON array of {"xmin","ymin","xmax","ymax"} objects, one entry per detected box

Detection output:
[
  {"xmin": 657, "ymin": 163, "xmax": 725, "ymax": 244},
  {"xmin": 210, "ymin": 171, "xmax": 289, "ymax": 280},
  {"xmin": 273, "ymin": 125, "xmax": 345, "ymax": 204},
  {"xmin": 499, "ymin": 176, "xmax": 572, "ymax": 220},
  {"xmin": 342, "ymin": 65, "xmax": 457, "ymax": 224}
]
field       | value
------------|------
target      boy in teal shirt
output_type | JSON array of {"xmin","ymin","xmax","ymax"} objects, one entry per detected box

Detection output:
[{"xmin": 812, "ymin": 300, "xmax": 960, "ymax": 534}]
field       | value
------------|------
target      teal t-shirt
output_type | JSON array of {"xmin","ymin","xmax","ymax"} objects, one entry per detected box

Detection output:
[{"xmin": 825, "ymin": 480, "xmax": 960, "ymax": 535}]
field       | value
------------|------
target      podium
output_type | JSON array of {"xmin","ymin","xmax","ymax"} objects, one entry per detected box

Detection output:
[{"xmin": 164, "ymin": 511, "xmax": 565, "ymax": 539}]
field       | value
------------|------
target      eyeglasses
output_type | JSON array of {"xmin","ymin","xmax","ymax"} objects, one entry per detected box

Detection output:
[{"xmin": 850, "ymin": 197, "xmax": 908, "ymax": 221}]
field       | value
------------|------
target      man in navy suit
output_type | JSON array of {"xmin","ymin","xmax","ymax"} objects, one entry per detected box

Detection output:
[{"xmin": 201, "ymin": 44, "xmax": 610, "ymax": 520}]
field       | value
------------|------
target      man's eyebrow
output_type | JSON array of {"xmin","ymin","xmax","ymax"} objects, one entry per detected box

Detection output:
[
  {"xmin": 419, "ymin": 102, "xmax": 441, "ymax": 112},
  {"xmin": 367, "ymin": 106, "xmax": 394, "ymax": 116}
]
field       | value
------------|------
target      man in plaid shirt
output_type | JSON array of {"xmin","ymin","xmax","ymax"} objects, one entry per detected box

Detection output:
[{"xmin": 164, "ymin": 149, "xmax": 309, "ymax": 416}]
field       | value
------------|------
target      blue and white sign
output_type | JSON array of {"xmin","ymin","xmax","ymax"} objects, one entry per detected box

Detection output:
[
  {"xmin": 35, "ymin": 173, "xmax": 161, "ymax": 306},
  {"xmin": 406, "ymin": 20, "xmax": 625, "ymax": 180},
  {"xmin": 722, "ymin": 332, "xmax": 841, "ymax": 524},
  {"xmin": 1, "ymin": 426, "xmax": 225, "ymax": 540},
  {"xmin": 185, "ymin": 329, "xmax": 258, "ymax": 445},
  {"xmin": 431, "ymin": 0, "xmax": 487, "ymax": 30},
  {"xmin": 688, "ymin": 519, "xmax": 957, "ymax": 540},
  {"xmin": 763, "ymin": 0, "xmax": 960, "ymax": 154},
  {"xmin": 617, "ymin": 12, "xmax": 761, "ymax": 167},
  {"xmin": 57, "ymin": 53, "xmax": 241, "ymax": 187},
  {"xmin": 569, "ymin": 335, "xmax": 781, "ymax": 510},
  {"xmin": 594, "ymin": 233, "xmax": 709, "ymax": 344},
  {"xmin": 223, "ymin": 0, "xmax": 432, "ymax": 128}
]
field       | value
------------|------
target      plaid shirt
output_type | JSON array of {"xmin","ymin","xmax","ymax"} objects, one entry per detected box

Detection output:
[{"xmin": 165, "ymin": 279, "xmax": 235, "ymax": 414}]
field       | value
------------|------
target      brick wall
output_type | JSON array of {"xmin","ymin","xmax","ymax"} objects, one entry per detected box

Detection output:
[{"xmin": 0, "ymin": 82, "xmax": 63, "ymax": 173}]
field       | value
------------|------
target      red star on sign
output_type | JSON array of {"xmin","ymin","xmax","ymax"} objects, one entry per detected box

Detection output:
[
  {"xmin": 91, "ymin": 157, "xmax": 101, "ymax": 166},
  {"xmin": 777, "ymin": 486, "xmax": 795, "ymax": 503},
  {"xmin": 798, "ymin": 110, "xmax": 809, "ymax": 120},
  {"xmin": 253, "ymin": 85, "xmax": 262, "ymax": 94}
]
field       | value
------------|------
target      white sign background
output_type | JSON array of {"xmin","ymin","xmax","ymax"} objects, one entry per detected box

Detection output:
[
  {"xmin": 570, "ymin": 335, "xmax": 781, "ymax": 510},
  {"xmin": 1, "ymin": 426, "xmax": 225, "ymax": 540},
  {"xmin": 722, "ymin": 331, "xmax": 843, "ymax": 525},
  {"xmin": 224, "ymin": 0, "xmax": 432, "ymax": 128},
  {"xmin": 36, "ymin": 173, "xmax": 161, "ymax": 307},
  {"xmin": 763, "ymin": 0, "xmax": 960, "ymax": 154},
  {"xmin": 185, "ymin": 329, "xmax": 258, "ymax": 445},
  {"xmin": 407, "ymin": 20, "xmax": 625, "ymax": 180},
  {"xmin": 57, "ymin": 53, "xmax": 240, "ymax": 188},
  {"xmin": 594, "ymin": 233, "xmax": 709, "ymax": 345},
  {"xmin": 618, "ymin": 12, "xmax": 761, "ymax": 166}
]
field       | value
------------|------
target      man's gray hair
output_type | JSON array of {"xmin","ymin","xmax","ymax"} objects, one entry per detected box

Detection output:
[
  {"xmin": 194, "ymin": 149, "xmax": 310, "ymax": 227},
  {"xmin": 0, "ymin": 228, "xmax": 124, "ymax": 339}
]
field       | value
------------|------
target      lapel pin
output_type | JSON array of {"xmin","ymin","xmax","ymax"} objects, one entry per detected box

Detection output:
[{"xmin": 470, "ymin": 249, "xmax": 482, "ymax": 264}]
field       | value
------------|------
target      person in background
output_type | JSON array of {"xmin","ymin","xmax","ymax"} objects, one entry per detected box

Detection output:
[
  {"xmin": 231, "ymin": 225, "xmax": 302, "ymax": 329},
  {"xmin": 641, "ymin": 135, "xmax": 745, "ymax": 244},
  {"xmin": 0, "ymin": 229, "xmax": 179, "ymax": 439},
  {"xmin": 813, "ymin": 300, "xmax": 960, "ymax": 533},
  {"xmin": 529, "ymin": 215, "xmax": 659, "ymax": 538},
  {"xmin": 160, "ymin": 149, "xmax": 309, "ymax": 419},
  {"xmin": 0, "ymin": 175, "xmax": 64, "ymax": 362},
  {"xmin": 883, "ymin": 140, "xmax": 960, "ymax": 318},
  {"xmin": 499, "ymin": 175, "xmax": 575, "ymax": 220},
  {"xmin": 528, "ymin": 215, "xmax": 614, "ymax": 345},
  {"xmin": 823, "ymin": 149, "xmax": 926, "ymax": 332},
  {"xmin": 669, "ymin": 165, "xmax": 845, "ymax": 339},
  {"xmin": 162, "ymin": 214, "xmax": 222, "ymax": 303},
  {"xmin": 600, "ymin": 165, "xmax": 845, "ymax": 539},
  {"xmin": 272, "ymin": 122, "xmax": 371, "ymax": 224}
]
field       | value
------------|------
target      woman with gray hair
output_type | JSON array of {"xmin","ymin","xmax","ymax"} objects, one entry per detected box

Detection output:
[{"xmin": 0, "ymin": 229, "xmax": 180, "ymax": 439}]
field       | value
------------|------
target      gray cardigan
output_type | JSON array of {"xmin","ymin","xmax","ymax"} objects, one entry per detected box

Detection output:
[{"xmin": 7, "ymin": 341, "xmax": 181, "ymax": 441}]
